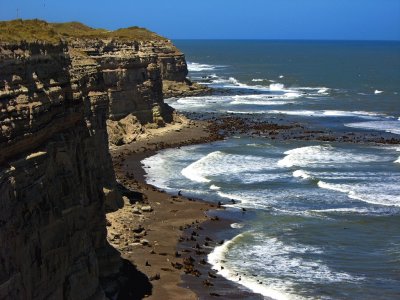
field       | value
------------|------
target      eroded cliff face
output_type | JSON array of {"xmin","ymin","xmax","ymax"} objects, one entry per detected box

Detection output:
[
  {"xmin": 0, "ymin": 22, "xmax": 194, "ymax": 299},
  {"xmin": 69, "ymin": 38, "xmax": 185, "ymax": 146},
  {"xmin": 70, "ymin": 40, "xmax": 164, "ymax": 123},
  {"xmin": 0, "ymin": 42, "xmax": 121, "ymax": 299}
]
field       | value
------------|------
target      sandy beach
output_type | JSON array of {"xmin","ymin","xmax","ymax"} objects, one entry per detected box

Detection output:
[
  {"xmin": 107, "ymin": 113, "xmax": 400, "ymax": 299},
  {"xmin": 107, "ymin": 118, "xmax": 259, "ymax": 299}
]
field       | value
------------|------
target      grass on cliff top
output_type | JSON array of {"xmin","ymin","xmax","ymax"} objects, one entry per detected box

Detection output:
[{"xmin": 0, "ymin": 19, "xmax": 167, "ymax": 43}]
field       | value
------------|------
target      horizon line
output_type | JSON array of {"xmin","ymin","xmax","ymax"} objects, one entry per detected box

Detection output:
[{"xmin": 171, "ymin": 38, "xmax": 400, "ymax": 42}]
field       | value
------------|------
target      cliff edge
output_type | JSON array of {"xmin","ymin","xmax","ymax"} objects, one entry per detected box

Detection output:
[{"xmin": 0, "ymin": 19, "xmax": 197, "ymax": 299}]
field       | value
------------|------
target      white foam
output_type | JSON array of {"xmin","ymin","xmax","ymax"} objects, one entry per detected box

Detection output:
[
  {"xmin": 208, "ymin": 234, "xmax": 297, "ymax": 300},
  {"xmin": 228, "ymin": 77, "xmax": 241, "ymax": 85},
  {"xmin": 217, "ymin": 191, "xmax": 251, "ymax": 203},
  {"xmin": 209, "ymin": 184, "xmax": 221, "ymax": 190},
  {"xmin": 141, "ymin": 155, "xmax": 172, "ymax": 189},
  {"xmin": 209, "ymin": 232, "xmax": 362, "ymax": 300},
  {"xmin": 279, "ymin": 75, "xmax": 284, "ymax": 78},
  {"xmin": 252, "ymin": 78, "xmax": 264, "ymax": 82},
  {"xmin": 278, "ymin": 145, "xmax": 387, "ymax": 169},
  {"xmin": 230, "ymin": 94, "xmax": 300, "ymax": 106},
  {"xmin": 317, "ymin": 88, "xmax": 330, "ymax": 94},
  {"xmin": 309, "ymin": 207, "xmax": 373, "ymax": 214},
  {"xmin": 207, "ymin": 77, "xmax": 293, "ymax": 94},
  {"xmin": 345, "ymin": 120, "xmax": 400, "ymax": 135},
  {"xmin": 322, "ymin": 110, "xmax": 381, "ymax": 118},
  {"xmin": 141, "ymin": 147, "xmax": 205, "ymax": 190},
  {"xmin": 374, "ymin": 90, "xmax": 384, "ymax": 94},
  {"xmin": 267, "ymin": 110, "xmax": 383, "ymax": 119},
  {"xmin": 230, "ymin": 223, "xmax": 244, "ymax": 229},
  {"xmin": 395, "ymin": 147, "xmax": 400, "ymax": 163},
  {"xmin": 167, "ymin": 95, "xmax": 234, "ymax": 111},
  {"xmin": 182, "ymin": 151, "xmax": 278, "ymax": 185},
  {"xmin": 181, "ymin": 152, "xmax": 220, "ymax": 183},
  {"xmin": 293, "ymin": 170, "xmax": 313, "ymax": 180},
  {"xmin": 270, "ymin": 83, "xmax": 285, "ymax": 91},
  {"xmin": 317, "ymin": 181, "xmax": 400, "ymax": 207},
  {"xmin": 187, "ymin": 62, "xmax": 222, "ymax": 72}
]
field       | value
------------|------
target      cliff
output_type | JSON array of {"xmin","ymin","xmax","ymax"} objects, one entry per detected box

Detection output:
[{"xmin": 0, "ymin": 19, "xmax": 195, "ymax": 299}]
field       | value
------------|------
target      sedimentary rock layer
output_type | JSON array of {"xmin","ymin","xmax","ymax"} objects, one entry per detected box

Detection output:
[{"xmin": 0, "ymin": 20, "xmax": 193, "ymax": 299}]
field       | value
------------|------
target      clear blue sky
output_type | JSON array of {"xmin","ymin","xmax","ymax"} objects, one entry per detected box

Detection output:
[{"xmin": 1, "ymin": 0, "xmax": 399, "ymax": 40}]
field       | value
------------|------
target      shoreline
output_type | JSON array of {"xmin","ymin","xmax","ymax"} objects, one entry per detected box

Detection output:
[
  {"xmin": 108, "ymin": 119, "xmax": 263, "ymax": 299},
  {"xmin": 108, "ymin": 114, "xmax": 400, "ymax": 299}
]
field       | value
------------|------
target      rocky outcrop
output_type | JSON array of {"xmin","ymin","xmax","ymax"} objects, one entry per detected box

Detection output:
[
  {"xmin": 163, "ymin": 79, "xmax": 212, "ymax": 98},
  {"xmin": 68, "ymin": 39, "xmax": 173, "ymax": 124},
  {"xmin": 106, "ymin": 114, "xmax": 144, "ymax": 146},
  {"xmin": 148, "ymin": 40, "xmax": 211, "ymax": 98}
]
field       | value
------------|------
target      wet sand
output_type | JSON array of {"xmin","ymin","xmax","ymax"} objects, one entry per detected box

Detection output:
[
  {"xmin": 108, "ymin": 114, "xmax": 399, "ymax": 299},
  {"xmin": 108, "ymin": 119, "xmax": 262, "ymax": 299}
]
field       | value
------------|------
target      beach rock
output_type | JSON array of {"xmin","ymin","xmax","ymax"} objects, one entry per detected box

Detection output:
[
  {"xmin": 140, "ymin": 239, "xmax": 150, "ymax": 246},
  {"xmin": 103, "ymin": 187, "xmax": 124, "ymax": 212},
  {"xmin": 141, "ymin": 205, "xmax": 153, "ymax": 212},
  {"xmin": 132, "ymin": 225, "xmax": 145, "ymax": 233},
  {"xmin": 132, "ymin": 206, "xmax": 142, "ymax": 214},
  {"xmin": 149, "ymin": 273, "xmax": 160, "ymax": 281},
  {"xmin": 163, "ymin": 79, "xmax": 212, "ymax": 98}
]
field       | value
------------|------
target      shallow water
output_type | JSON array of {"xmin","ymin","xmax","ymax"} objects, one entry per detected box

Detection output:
[{"xmin": 143, "ymin": 40, "xmax": 400, "ymax": 299}]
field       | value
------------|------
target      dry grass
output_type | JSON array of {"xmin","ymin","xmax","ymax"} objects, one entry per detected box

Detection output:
[{"xmin": 0, "ymin": 19, "xmax": 166, "ymax": 43}]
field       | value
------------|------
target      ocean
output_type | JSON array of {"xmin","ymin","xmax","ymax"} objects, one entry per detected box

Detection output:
[{"xmin": 143, "ymin": 40, "xmax": 400, "ymax": 299}]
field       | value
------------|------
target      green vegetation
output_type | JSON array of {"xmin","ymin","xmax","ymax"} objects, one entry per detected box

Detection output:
[
  {"xmin": 0, "ymin": 19, "xmax": 60, "ymax": 43},
  {"xmin": 0, "ymin": 19, "xmax": 166, "ymax": 43}
]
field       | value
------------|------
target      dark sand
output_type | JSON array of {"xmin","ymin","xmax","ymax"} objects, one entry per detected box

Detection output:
[
  {"xmin": 108, "ymin": 119, "xmax": 263, "ymax": 299},
  {"xmin": 107, "ymin": 114, "xmax": 400, "ymax": 299}
]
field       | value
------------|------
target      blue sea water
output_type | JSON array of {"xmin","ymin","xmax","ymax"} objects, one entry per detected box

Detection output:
[{"xmin": 143, "ymin": 41, "xmax": 400, "ymax": 299}]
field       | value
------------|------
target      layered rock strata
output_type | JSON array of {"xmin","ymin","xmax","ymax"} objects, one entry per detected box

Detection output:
[
  {"xmin": 0, "ymin": 20, "xmax": 196, "ymax": 299},
  {"xmin": 0, "ymin": 41, "xmax": 122, "ymax": 299}
]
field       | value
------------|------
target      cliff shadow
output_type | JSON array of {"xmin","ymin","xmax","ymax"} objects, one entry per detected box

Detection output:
[
  {"xmin": 117, "ymin": 259, "xmax": 152, "ymax": 300},
  {"xmin": 116, "ymin": 182, "xmax": 145, "ymax": 204}
]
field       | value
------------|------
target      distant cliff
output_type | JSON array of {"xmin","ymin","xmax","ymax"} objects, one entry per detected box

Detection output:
[{"xmin": 0, "ymin": 19, "xmax": 199, "ymax": 299}]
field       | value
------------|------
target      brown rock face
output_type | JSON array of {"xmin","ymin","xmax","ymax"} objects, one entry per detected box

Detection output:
[
  {"xmin": 69, "ymin": 39, "xmax": 182, "ymax": 124},
  {"xmin": 0, "ymin": 41, "xmax": 121, "ymax": 299},
  {"xmin": 0, "ymin": 27, "xmax": 191, "ymax": 299}
]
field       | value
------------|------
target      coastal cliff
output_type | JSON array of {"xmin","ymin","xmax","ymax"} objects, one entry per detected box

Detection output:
[{"xmin": 0, "ymin": 20, "xmax": 196, "ymax": 299}]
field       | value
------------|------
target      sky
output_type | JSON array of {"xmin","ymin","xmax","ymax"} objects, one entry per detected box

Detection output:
[{"xmin": 0, "ymin": 0, "xmax": 399, "ymax": 40}]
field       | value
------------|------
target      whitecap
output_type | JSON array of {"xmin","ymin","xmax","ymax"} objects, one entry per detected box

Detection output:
[
  {"xmin": 252, "ymin": 78, "xmax": 264, "ymax": 82},
  {"xmin": 209, "ymin": 233, "xmax": 362, "ymax": 300},
  {"xmin": 230, "ymin": 94, "xmax": 300, "ymax": 106},
  {"xmin": 317, "ymin": 88, "xmax": 330, "ymax": 94},
  {"xmin": 345, "ymin": 120, "xmax": 400, "ymax": 135},
  {"xmin": 209, "ymin": 184, "xmax": 221, "ymax": 190},
  {"xmin": 309, "ymin": 207, "xmax": 373, "ymax": 214},
  {"xmin": 317, "ymin": 181, "xmax": 400, "ymax": 207},
  {"xmin": 208, "ymin": 234, "xmax": 297, "ymax": 300},
  {"xmin": 293, "ymin": 170, "xmax": 313, "ymax": 180},
  {"xmin": 181, "ymin": 152, "xmax": 220, "ymax": 183},
  {"xmin": 230, "ymin": 223, "xmax": 244, "ymax": 229},
  {"xmin": 266, "ymin": 109, "xmax": 384, "ymax": 119},
  {"xmin": 374, "ymin": 90, "xmax": 383, "ymax": 94},
  {"xmin": 269, "ymin": 83, "xmax": 285, "ymax": 91},
  {"xmin": 187, "ymin": 62, "xmax": 222, "ymax": 72},
  {"xmin": 278, "ymin": 145, "xmax": 385, "ymax": 168},
  {"xmin": 279, "ymin": 75, "xmax": 284, "ymax": 78},
  {"xmin": 181, "ymin": 151, "xmax": 278, "ymax": 184}
]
